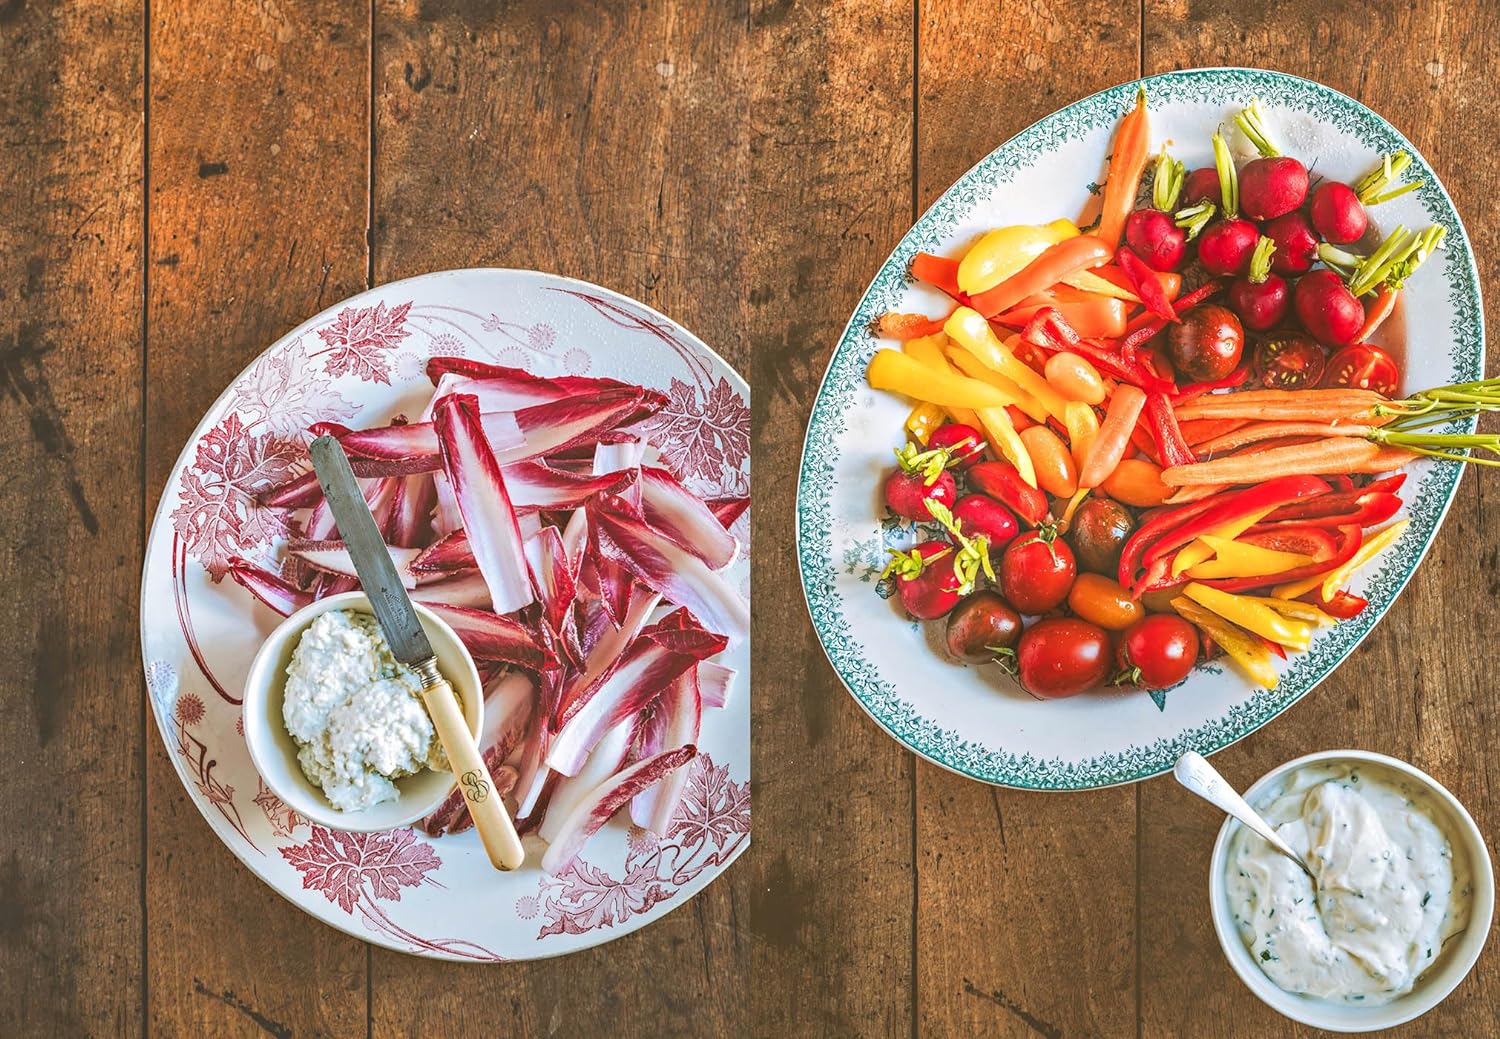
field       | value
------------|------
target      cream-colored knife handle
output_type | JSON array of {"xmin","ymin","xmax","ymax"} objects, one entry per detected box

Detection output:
[{"xmin": 416, "ymin": 663, "xmax": 525, "ymax": 871}]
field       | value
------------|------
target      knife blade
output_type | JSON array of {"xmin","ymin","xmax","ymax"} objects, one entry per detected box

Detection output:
[{"xmin": 307, "ymin": 436, "xmax": 434, "ymax": 665}]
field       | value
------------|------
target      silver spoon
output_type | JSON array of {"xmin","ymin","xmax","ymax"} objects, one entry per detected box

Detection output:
[{"xmin": 1174, "ymin": 751, "xmax": 1317, "ymax": 882}]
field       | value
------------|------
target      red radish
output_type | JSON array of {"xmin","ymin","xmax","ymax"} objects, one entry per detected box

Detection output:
[
  {"xmin": 1228, "ymin": 236, "xmax": 1291, "ymax": 331},
  {"xmin": 1309, "ymin": 181, "xmax": 1368, "ymax": 244},
  {"xmin": 1198, "ymin": 218, "xmax": 1260, "ymax": 276},
  {"xmin": 884, "ymin": 541, "xmax": 964, "ymax": 619},
  {"xmin": 884, "ymin": 465, "xmax": 956, "ymax": 521},
  {"xmin": 1294, "ymin": 269, "xmax": 1365, "ymax": 347},
  {"xmin": 952, "ymin": 494, "xmax": 1019, "ymax": 552},
  {"xmin": 928, "ymin": 423, "xmax": 985, "ymax": 468},
  {"xmin": 1264, "ymin": 211, "xmax": 1320, "ymax": 275},
  {"xmin": 1238, "ymin": 156, "xmax": 1309, "ymax": 221},
  {"xmin": 1181, "ymin": 167, "xmax": 1220, "ymax": 205},
  {"xmin": 1125, "ymin": 209, "xmax": 1187, "ymax": 272}
]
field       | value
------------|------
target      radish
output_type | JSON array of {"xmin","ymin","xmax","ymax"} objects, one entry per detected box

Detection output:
[
  {"xmin": 1294, "ymin": 269, "xmax": 1365, "ymax": 347},
  {"xmin": 1228, "ymin": 236, "xmax": 1290, "ymax": 331},
  {"xmin": 1233, "ymin": 101, "xmax": 1307, "ymax": 221},
  {"xmin": 952, "ymin": 494, "xmax": 1019, "ymax": 552},
  {"xmin": 1309, "ymin": 181, "xmax": 1368, "ymax": 244},
  {"xmin": 883, "ymin": 541, "xmax": 963, "ymax": 619},
  {"xmin": 1239, "ymin": 156, "xmax": 1309, "ymax": 221},
  {"xmin": 1182, "ymin": 167, "xmax": 1220, "ymax": 206},
  {"xmin": 1124, "ymin": 150, "xmax": 1188, "ymax": 271},
  {"xmin": 884, "ymin": 451, "xmax": 956, "ymax": 520},
  {"xmin": 927, "ymin": 422, "xmax": 985, "ymax": 469},
  {"xmin": 1264, "ymin": 211, "xmax": 1320, "ymax": 275},
  {"xmin": 1199, "ymin": 218, "xmax": 1260, "ymax": 276}
]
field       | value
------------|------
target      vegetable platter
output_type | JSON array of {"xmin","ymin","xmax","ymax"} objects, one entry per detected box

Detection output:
[
  {"xmin": 141, "ymin": 269, "xmax": 751, "ymax": 959},
  {"xmin": 797, "ymin": 68, "xmax": 1484, "ymax": 790}
]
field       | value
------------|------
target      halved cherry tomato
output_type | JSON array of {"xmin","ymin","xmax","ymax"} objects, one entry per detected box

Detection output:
[
  {"xmin": 1068, "ymin": 573, "xmax": 1144, "ymax": 630},
  {"xmin": 1116, "ymin": 614, "xmax": 1200, "ymax": 689},
  {"xmin": 1017, "ymin": 618, "xmax": 1112, "ymax": 698},
  {"xmin": 1000, "ymin": 530, "xmax": 1076, "ymax": 613},
  {"xmin": 1321, "ymin": 342, "xmax": 1400, "ymax": 396},
  {"xmin": 1254, "ymin": 334, "xmax": 1326, "ymax": 389}
]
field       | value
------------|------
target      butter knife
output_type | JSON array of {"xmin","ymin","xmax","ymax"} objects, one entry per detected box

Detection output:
[{"xmin": 309, "ymin": 435, "xmax": 525, "ymax": 871}]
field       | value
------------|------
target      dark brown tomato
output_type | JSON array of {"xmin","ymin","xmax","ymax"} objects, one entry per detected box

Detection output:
[
  {"xmin": 1068, "ymin": 496, "xmax": 1136, "ymax": 575},
  {"xmin": 1167, "ymin": 303, "xmax": 1244, "ymax": 382},
  {"xmin": 944, "ymin": 591, "xmax": 1023, "ymax": 664}
]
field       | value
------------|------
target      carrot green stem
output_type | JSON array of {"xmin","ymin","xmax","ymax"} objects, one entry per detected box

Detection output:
[
  {"xmin": 1354, "ymin": 151, "xmax": 1422, "ymax": 206},
  {"xmin": 1212, "ymin": 132, "xmax": 1238, "ymax": 215},
  {"xmin": 1153, "ymin": 149, "xmax": 1185, "ymax": 212},
  {"xmin": 1234, "ymin": 99, "xmax": 1280, "ymax": 158},
  {"xmin": 1367, "ymin": 429, "xmax": 1500, "ymax": 466}
]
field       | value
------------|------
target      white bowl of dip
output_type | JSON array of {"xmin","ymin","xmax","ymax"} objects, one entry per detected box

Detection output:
[
  {"xmin": 1208, "ymin": 750, "xmax": 1493, "ymax": 1032},
  {"xmin": 242, "ymin": 591, "xmax": 484, "ymax": 833}
]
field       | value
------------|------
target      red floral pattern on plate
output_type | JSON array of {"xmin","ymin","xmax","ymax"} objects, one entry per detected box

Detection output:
[
  {"xmin": 640, "ymin": 376, "xmax": 752, "ymax": 493},
  {"xmin": 312, "ymin": 300, "xmax": 413, "ymax": 384}
]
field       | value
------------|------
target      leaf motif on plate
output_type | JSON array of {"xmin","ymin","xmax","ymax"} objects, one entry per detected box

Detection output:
[{"xmin": 314, "ymin": 300, "xmax": 413, "ymax": 384}]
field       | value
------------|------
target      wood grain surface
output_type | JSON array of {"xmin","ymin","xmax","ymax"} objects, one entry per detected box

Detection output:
[{"xmin": 5, "ymin": 0, "xmax": 1500, "ymax": 1036}]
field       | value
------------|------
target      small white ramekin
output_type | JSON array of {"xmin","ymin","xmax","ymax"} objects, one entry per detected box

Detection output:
[
  {"xmin": 242, "ymin": 591, "xmax": 483, "ymax": 832},
  {"xmin": 1208, "ymin": 749, "xmax": 1494, "ymax": 1033}
]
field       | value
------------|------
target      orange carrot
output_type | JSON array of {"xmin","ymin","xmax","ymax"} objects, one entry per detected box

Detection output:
[
  {"xmin": 1193, "ymin": 421, "xmax": 1377, "ymax": 458},
  {"xmin": 994, "ymin": 296, "xmax": 1129, "ymax": 339},
  {"xmin": 1081, "ymin": 384, "xmax": 1147, "ymax": 488},
  {"xmin": 1178, "ymin": 417, "xmax": 1249, "ymax": 447},
  {"xmin": 969, "ymin": 236, "xmax": 1115, "ymax": 318},
  {"xmin": 1096, "ymin": 88, "xmax": 1151, "ymax": 250},
  {"xmin": 1355, "ymin": 285, "xmax": 1399, "ymax": 342},
  {"xmin": 1164, "ymin": 483, "xmax": 1229, "ymax": 504},
  {"xmin": 876, "ymin": 310, "xmax": 953, "ymax": 341},
  {"xmin": 1161, "ymin": 437, "xmax": 1387, "ymax": 486},
  {"xmin": 1173, "ymin": 389, "xmax": 1388, "ymax": 424}
]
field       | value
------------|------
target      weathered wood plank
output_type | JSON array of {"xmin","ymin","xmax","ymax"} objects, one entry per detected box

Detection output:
[
  {"xmin": 143, "ymin": 2, "xmax": 371, "ymax": 1035},
  {"xmin": 367, "ymin": 3, "xmax": 753, "ymax": 1033},
  {"xmin": 912, "ymin": 6, "xmax": 1142, "ymax": 1037},
  {"xmin": 0, "ymin": 2, "xmax": 144, "ymax": 1036},
  {"xmin": 1141, "ymin": 4, "xmax": 1500, "ymax": 1035}
]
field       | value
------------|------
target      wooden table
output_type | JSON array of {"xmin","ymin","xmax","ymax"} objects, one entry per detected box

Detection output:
[{"xmin": 7, "ymin": 1, "xmax": 1499, "ymax": 1036}]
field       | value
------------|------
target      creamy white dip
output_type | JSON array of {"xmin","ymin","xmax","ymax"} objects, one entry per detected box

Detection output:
[
  {"xmin": 282, "ymin": 610, "xmax": 444, "ymax": 812},
  {"xmin": 1226, "ymin": 762, "xmax": 1472, "ymax": 1006}
]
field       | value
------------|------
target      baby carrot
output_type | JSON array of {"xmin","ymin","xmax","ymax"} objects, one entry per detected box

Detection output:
[{"xmin": 1096, "ymin": 87, "xmax": 1151, "ymax": 250}]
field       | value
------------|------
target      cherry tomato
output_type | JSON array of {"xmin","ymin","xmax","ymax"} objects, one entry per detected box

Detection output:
[
  {"xmin": 1067, "ymin": 497, "xmax": 1136, "ymax": 575},
  {"xmin": 1043, "ymin": 353, "xmax": 1107, "ymax": 405},
  {"xmin": 1067, "ymin": 573, "xmax": 1144, "ymax": 631},
  {"xmin": 1099, "ymin": 458, "xmax": 1171, "ymax": 508},
  {"xmin": 1019, "ymin": 425, "xmax": 1078, "ymax": 498},
  {"xmin": 1139, "ymin": 587, "xmax": 1182, "ymax": 614},
  {"xmin": 1017, "ymin": 618, "xmax": 1112, "ymax": 698},
  {"xmin": 1167, "ymin": 304, "xmax": 1244, "ymax": 382},
  {"xmin": 1116, "ymin": 615, "xmax": 1200, "ymax": 689},
  {"xmin": 945, "ymin": 591, "xmax": 1023, "ymax": 664},
  {"xmin": 928, "ymin": 423, "xmax": 986, "ymax": 469},
  {"xmin": 1321, "ymin": 343, "xmax": 1400, "ymax": 396},
  {"xmin": 999, "ymin": 530, "xmax": 1076, "ymax": 614},
  {"xmin": 1254, "ymin": 334, "xmax": 1326, "ymax": 389}
]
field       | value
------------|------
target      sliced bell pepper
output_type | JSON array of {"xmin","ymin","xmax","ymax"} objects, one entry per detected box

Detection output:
[
  {"xmin": 1182, "ymin": 536, "xmax": 1315, "ymax": 580},
  {"xmin": 968, "ymin": 236, "xmax": 1115, "ymax": 319},
  {"xmin": 1116, "ymin": 246, "xmax": 1178, "ymax": 322},
  {"xmin": 901, "ymin": 331, "xmax": 951, "ymax": 368},
  {"xmin": 1021, "ymin": 310, "xmax": 1170, "ymax": 392},
  {"xmin": 906, "ymin": 402, "xmax": 946, "ymax": 445},
  {"xmin": 1171, "ymin": 597, "xmax": 1281, "ymax": 688},
  {"xmin": 1253, "ymin": 491, "xmax": 1402, "ymax": 532},
  {"xmin": 945, "ymin": 345, "xmax": 1049, "ymax": 424},
  {"xmin": 1172, "ymin": 365, "xmax": 1252, "ymax": 402},
  {"xmin": 1257, "ymin": 474, "xmax": 1407, "ymax": 525},
  {"xmin": 1118, "ymin": 495, "xmax": 1223, "ymax": 592},
  {"xmin": 973, "ymin": 406, "xmax": 1038, "ymax": 489},
  {"xmin": 1316, "ymin": 519, "xmax": 1408, "ymax": 601},
  {"xmin": 957, "ymin": 220, "xmax": 1081, "ymax": 295},
  {"xmin": 1183, "ymin": 582, "xmax": 1315, "ymax": 651},
  {"xmin": 1170, "ymin": 506, "xmax": 1278, "ymax": 575},
  {"xmin": 994, "ymin": 296, "xmax": 1129, "ymax": 339},
  {"xmin": 1306, "ymin": 588, "xmax": 1367, "ymax": 619},
  {"xmin": 911, "ymin": 252, "xmax": 966, "ymax": 300},
  {"xmin": 1091, "ymin": 264, "xmax": 1182, "ymax": 301},
  {"xmin": 1114, "ymin": 279, "xmax": 1225, "ymax": 354},
  {"xmin": 876, "ymin": 311, "xmax": 952, "ymax": 341},
  {"xmin": 1207, "ymin": 523, "xmax": 1362, "ymax": 595},
  {"xmin": 867, "ymin": 349, "xmax": 1016, "ymax": 410},
  {"xmin": 1144, "ymin": 391, "xmax": 1195, "ymax": 469},
  {"xmin": 944, "ymin": 308, "xmax": 1071, "ymax": 422},
  {"xmin": 1244, "ymin": 596, "xmax": 1338, "ymax": 628},
  {"xmin": 1059, "ymin": 267, "xmax": 1147, "ymax": 301}
]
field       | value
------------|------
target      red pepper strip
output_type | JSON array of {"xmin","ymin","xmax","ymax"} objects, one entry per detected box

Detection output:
[
  {"xmin": 1196, "ymin": 523, "xmax": 1363, "ymax": 594},
  {"xmin": 1328, "ymin": 474, "xmax": 1356, "ymax": 493},
  {"xmin": 1137, "ymin": 475, "xmax": 1332, "ymax": 573},
  {"xmin": 1144, "ymin": 391, "xmax": 1195, "ymax": 469},
  {"xmin": 1172, "ymin": 365, "xmax": 1251, "ymax": 402},
  {"xmin": 1113, "ymin": 279, "xmax": 1225, "ymax": 356},
  {"xmin": 1118, "ymin": 495, "xmax": 1224, "ymax": 591},
  {"xmin": 911, "ymin": 252, "xmax": 970, "ymax": 304},
  {"xmin": 1238, "ymin": 524, "xmax": 1340, "ymax": 559},
  {"xmin": 1259, "ymin": 475, "xmax": 1406, "ymax": 522},
  {"xmin": 1307, "ymin": 588, "xmax": 1368, "ymax": 619},
  {"xmin": 1023, "ymin": 312, "xmax": 1155, "ymax": 390},
  {"xmin": 1252, "ymin": 491, "xmax": 1403, "ymax": 531},
  {"xmin": 1021, "ymin": 307, "xmax": 1081, "ymax": 348},
  {"xmin": 1129, "ymin": 418, "xmax": 1160, "ymax": 464},
  {"xmin": 1117, "ymin": 246, "xmax": 1178, "ymax": 322}
]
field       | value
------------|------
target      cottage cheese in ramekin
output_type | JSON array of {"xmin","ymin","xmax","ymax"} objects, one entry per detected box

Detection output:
[{"xmin": 282, "ymin": 609, "xmax": 445, "ymax": 811}]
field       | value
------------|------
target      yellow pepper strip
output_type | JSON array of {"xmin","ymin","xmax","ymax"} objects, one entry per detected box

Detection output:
[
  {"xmin": 901, "ymin": 332, "xmax": 951, "ymax": 369},
  {"xmin": 1317, "ymin": 519, "xmax": 1408, "ymax": 601},
  {"xmin": 906, "ymin": 402, "xmax": 945, "ymax": 445},
  {"xmin": 944, "ymin": 308, "xmax": 1071, "ymax": 422},
  {"xmin": 1060, "ymin": 269, "xmax": 1140, "ymax": 302},
  {"xmin": 867, "ymin": 349, "xmax": 1015, "ymax": 410},
  {"xmin": 1240, "ymin": 596, "xmax": 1337, "ymax": 628},
  {"xmin": 1183, "ymin": 582, "xmax": 1315, "ymax": 651},
  {"xmin": 957, "ymin": 220, "xmax": 1079, "ymax": 294},
  {"xmin": 1172, "ymin": 597, "xmax": 1280, "ymax": 689},
  {"xmin": 1064, "ymin": 401, "xmax": 1099, "ymax": 473},
  {"xmin": 944, "ymin": 346, "xmax": 1047, "ymax": 423},
  {"xmin": 1182, "ymin": 536, "xmax": 1316, "ymax": 580},
  {"xmin": 1170, "ymin": 506, "xmax": 1279, "ymax": 576},
  {"xmin": 974, "ymin": 406, "xmax": 1038, "ymax": 488}
]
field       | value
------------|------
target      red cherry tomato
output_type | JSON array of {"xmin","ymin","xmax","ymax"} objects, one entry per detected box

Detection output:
[
  {"xmin": 1321, "ymin": 343, "xmax": 1400, "ymax": 396},
  {"xmin": 1116, "ymin": 615, "xmax": 1200, "ymax": 690},
  {"xmin": 1253, "ymin": 334, "xmax": 1326, "ymax": 389},
  {"xmin": 999, "ymin": 531, "xmax": 1076, "ymax": 614},
  {"xmin": 1017, "ymin": 618, "xmax": 1112, "ymax": 698}
]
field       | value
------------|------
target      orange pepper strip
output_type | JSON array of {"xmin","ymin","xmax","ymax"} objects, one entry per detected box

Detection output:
[
  {"xmin": 1096, "ymin": 88, "xmax": 1152, "ymax": 251},
  {"xmin": 1355, "ymin": 285, "xmax": 1399, "ymax": 343},
  {"xmin": 968, "ymin": 236, "xmax": 1115, "ymax": 319}
]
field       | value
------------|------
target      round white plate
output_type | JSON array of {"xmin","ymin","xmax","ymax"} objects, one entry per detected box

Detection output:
[
  {"xmin": 798, "ymin": 68, "xmax": 1482, "ymax": 790},
  {"xmin": 142, "ymin": 269, "xmax": 750, "ymax": 960}
]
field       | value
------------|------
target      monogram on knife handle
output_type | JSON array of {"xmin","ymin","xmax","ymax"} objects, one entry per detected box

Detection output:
[{"xmin": 308, "ymin": 435, "xmax": 526, "ymax": 872}]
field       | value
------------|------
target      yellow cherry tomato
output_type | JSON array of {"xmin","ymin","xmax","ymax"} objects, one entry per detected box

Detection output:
[
  {"xmin": 1044, "ymin": 353, "xmax": 1108, "ymax": 405},
  {"xmin": 1068, "ymin": 573, "xmax": 1145, "ymax": 631},
  {"xmin": 1099, "ymin": 458, "xmax": 1172, "ymax": 508},
  {"xmin": 1018, "ymin": 424, "xmax": 1077, "ymax": 498}
]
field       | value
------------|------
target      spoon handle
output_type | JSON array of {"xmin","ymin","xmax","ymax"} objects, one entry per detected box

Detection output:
[{"xmin": 1174, "ymin": 752, "xmax": 1306, "ymax": 867}]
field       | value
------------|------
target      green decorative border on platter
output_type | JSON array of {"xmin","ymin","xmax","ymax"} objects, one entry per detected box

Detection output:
[{"xmin": 797, "ymin": 68, "xmax": 1484, "ymax": 790}]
